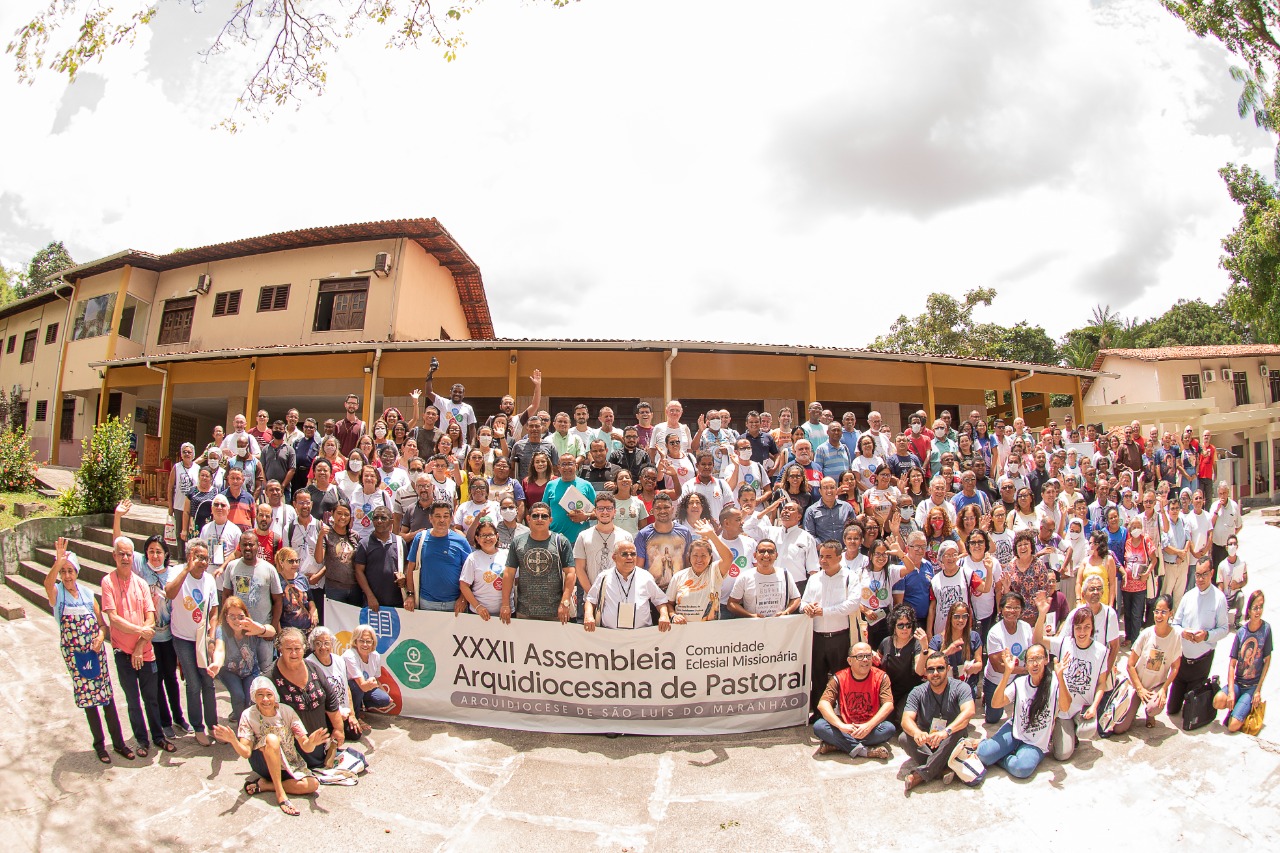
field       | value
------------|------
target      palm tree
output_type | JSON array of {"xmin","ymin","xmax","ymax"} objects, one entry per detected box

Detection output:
[{"xmin": 1060, "ymin": 337, "xmax": 1098, "ymax": 370}]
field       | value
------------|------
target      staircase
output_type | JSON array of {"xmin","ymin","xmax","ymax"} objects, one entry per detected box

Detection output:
[{"xmin": 5, "ymin": 515, "xmax": 168, "ymax": 617}]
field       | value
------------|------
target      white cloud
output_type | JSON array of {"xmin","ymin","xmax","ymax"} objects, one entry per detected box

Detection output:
[{"xmin": 0, "ymin": 0, "xmax": 1273, "ymax": 348}]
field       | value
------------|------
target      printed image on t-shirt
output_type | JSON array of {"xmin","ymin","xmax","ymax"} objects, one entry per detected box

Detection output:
[
  {"xmin": 1059, "ymin": 654, "xmax": 1094, "ymax": 699},
  {"xmin": 1018, "ymin": 687, "xmax": 1053, "ymax": 739},
  {"xmin": 643, "ymin": 532, "xmax": 688, "ymax": 588},
  {"xmin": 1144, "ymin": 646, "xmax": 1166, "ymax": 673},
  {"xmin": 1238, "ymin": 635, "xmax": 1265, "ymax": 682}
]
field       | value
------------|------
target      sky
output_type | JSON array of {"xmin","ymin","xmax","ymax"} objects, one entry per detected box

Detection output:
[{"xmin": 0, "ymin": 0, "xmax": 1274, "ymax": 349}]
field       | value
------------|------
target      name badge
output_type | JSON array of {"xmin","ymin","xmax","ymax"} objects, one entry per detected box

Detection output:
[{"xmin": 617, "ymin": 602, "xmax": 637, "ymax": 629}]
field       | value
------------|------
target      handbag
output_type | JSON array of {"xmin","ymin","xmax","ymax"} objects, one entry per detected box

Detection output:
[
  {"xmin": 1243, "ymin": 700, "xmax": 1266, "ymax": 736},
  {"xmin": 163, "ymin": 515, "xmax": 177, "ymax": 546},
  {"xmin": 1181, "ymin": 676, "xmax": 1220, "ymax": 731},
  {"xmin": 1096, "ymin": 675, "xmax": 1135, "ymax": 738},
  {"xmin": 947, "ymin": 737, "xmax": 985, "ymax": 786}
]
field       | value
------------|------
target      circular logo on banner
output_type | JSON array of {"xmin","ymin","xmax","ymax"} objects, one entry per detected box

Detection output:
[
  {"xmin": 388, "ymin": 639, "xmax": 436, "ymax": 690},
  {"xmin": 335, "ymin": 630, "xmax": 353, "ymax": 656},
  {"xmin": 377, "ymin": 667, "xmax": 403, "ymax": 715},
  {"xmin": 359, "ymin": 606, "xmax": 401, "ymax": 654}
]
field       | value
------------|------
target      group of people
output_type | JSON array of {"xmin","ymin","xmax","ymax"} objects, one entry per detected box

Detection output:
[{"xmin": 48, "ymin": 365, "xmax": 1270, "ymax": 808}]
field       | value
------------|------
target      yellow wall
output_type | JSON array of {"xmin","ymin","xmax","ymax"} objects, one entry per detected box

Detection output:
[
  {"xmin": 393, "ymin": 241, "xmax": 470, "ymax": 341},
  {"xmin": 1087, "ymin": 356, "xmax": 1275, "ymax": 411},
  {"xmin": 0, "ymin": 297, "xmax": 71, "ymax": 458}
]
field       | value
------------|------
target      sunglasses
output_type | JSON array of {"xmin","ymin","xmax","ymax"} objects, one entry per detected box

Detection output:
[
  {"xmin": 529, "ymin": 513, "xmax": 551, "ymax": 520},
  {"xmin": 925, "ymin": 666, "xmax": 948, "ymax": 674}
]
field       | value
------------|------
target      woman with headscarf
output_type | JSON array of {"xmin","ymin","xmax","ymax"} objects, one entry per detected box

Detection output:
[
  {"xmin": 212, "ymin": 676, "xmax": 325, "ymax": 816},
  {"xmin": 44, "ymin": 538, "xmax": 131, "ymax": 763}
]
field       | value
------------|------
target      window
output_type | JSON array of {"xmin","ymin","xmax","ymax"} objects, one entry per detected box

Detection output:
[
  {"xmin": 1233, "ymin": 371, "xmax": 1251, "ymax": 406},
  {"xmin": 44, "ymin": 324, "xmax": 59, "ymax": 345},
  {"xmin": 20, "ymin": 330, "xmax": 37, "ymax": 363},
  {"xmin": 6, "ymin": 335, "xmax": 14, "ymax": 354},
  {"xmin": 313, "ymin": 279, "xmax": 368, "ymax": 332},
  {"xmin": 1271, "ymin": 372, "xmax": 1280, "ymax": 405},
  {"xmin": 213, "ymin": 290, "xmax": 242, "ymax": 317},
  {"xmin": 1182, "ymin": 373, "xmax": 1202, "ymax": 400},
  {"xmin": 60, "ymin": 398, "xmax": 75, "ymax": 441},
  {"xmin": 158, "ymin": 297, "xmax": 196, "ymax": 345},
  {"xmin": 258, "ymin": 284, "xmax": 290, "ymax": 312},
  {"xmin": 70, "ymin": 293, "xmax": 117, "ymax": 340},
  {"xmin": 34, "ymin": 400, "xmax": 47, "ymax": 421},
  {"xmin": 117, "ymin": 294, "xmax": 150, "ymax": 343}
]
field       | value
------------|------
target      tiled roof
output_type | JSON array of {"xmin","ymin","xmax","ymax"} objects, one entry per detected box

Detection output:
[
  {"xmin": 1092, "ymin": 345, "xmax": 1280, "ymax": 370},
  {"xmin": 96, "ymin": 337, "xmax": 1103, "ymax": 377},
  {"xmin": 55, "ymin": 219, "xmax": 495, "ymax": 339}
]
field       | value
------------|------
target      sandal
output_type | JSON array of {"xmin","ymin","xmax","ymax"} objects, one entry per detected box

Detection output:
[
  {"xmin": 866, "ymin": 746, "xmax": 890, "ymax": 760},
  {"xmin": 156, "ymin": 739, "xmax": 177, "ymax": 754},
  {"xmin": 278, "ymin": 799, "xmax": 300, "ymax": 817},
  {"xmin": 816, "ymin": 743, "xmax": 841, "ymax": 755},
  {"xmin": 135, "ymin": 744, "xmax": 149, "ymax": 758},
  {"xmin": 904, "ymin": 771, "xmax": 925, "ymax": 794},
  {"xmin": 194, "ymin": 732, "xmax": 213, "ymax": 747},
  {"xmin": 95, "ymin": 748, "xmax": 112, "ymax": 764},
  {"xmin": 113, "ymin": 745, "xmax": 135, "ymax": 761},
  {"xmin": 1145, "ymin": 718, "xmax": 1156, "ymax": 729},
  {"xmin": 243, "ymin": 777, "xmax": 261, "ymax": 796}
]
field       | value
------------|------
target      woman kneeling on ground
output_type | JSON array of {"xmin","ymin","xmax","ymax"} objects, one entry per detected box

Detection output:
[{"xmin": 212, "ymin": 677, "xmax": 327, "ymax": 816}]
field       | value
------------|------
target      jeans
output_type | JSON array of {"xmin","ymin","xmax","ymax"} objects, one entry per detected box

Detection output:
[
  {"xmin": 114, "ymin": 650, "xmax": 164, "ymax": 746},
  {"xmin": 898, "ymin": 728, "xmax": 966, "ymax": 782},
  {"xmin": 152, "ymin": 639, "xmax": 187, "ymax": 730},
  {"xmin": 813, "ymin": 719, "xmax": 895, "ymax": 756},
  {"xmin": 326, "ymin": 586, "xmax": 364, "ymax": 608},
  {"xmin": 983, "ymin": 677, "xmax": 1005, "ymax": 724},
  {"xmin": 977, "ymin": 722, "xmax": 1044, "ymax": 779},
  {"xmin": 220, "ymin": 668, "xmax": 258, "ymax": 726},
  {"xmin": 172, "ymin": 637, "xmax": 218, "ymax": 734},
  {"xmin": 418, "ymin": 599, "xmax": 456, "ymax": 612},
  {"xmin": 1121, "ymin": 589, "xmax": 1146, "ymax": 644},
  {"xmin": 349, "ymin": 679, "xmax": 393, "ymax": 715},
  {"xmin": 1230, "ymin": 684, "xmax": 1259, "ymax": 723}
]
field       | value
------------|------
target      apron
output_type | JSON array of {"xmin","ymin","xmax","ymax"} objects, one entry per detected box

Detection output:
[{"xmin": 57, "ymin": 584, "xmax": 114, "ymax": 709}]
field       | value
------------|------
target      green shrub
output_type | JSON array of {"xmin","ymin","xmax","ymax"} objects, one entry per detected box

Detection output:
[
  {"xmin": 74, "ymin": 417, "xmax": 137, "ymax": 514},
  {"xmin": 56, "ymin": 484, "xmax": 85, "ymax": 516},
  {"xmin": 0, "ymin": 427, "xmax": 37, "ymax": 491}
]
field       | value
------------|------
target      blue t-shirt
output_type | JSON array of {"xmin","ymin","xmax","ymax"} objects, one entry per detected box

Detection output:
[
  {"xmin": 541, "ymin": 477, "xmax": 597, "ymax": 545},
  {"xmin": 408, "ymin": 529, "xmax": 472, "ymax": 603},
  {"xmin": 1231, "ymin": 622, "xmax": 1273, "ymax": 687},
  {"xmin": 893, "ymin": 561, "xmax": 935, "ymax": 622}
]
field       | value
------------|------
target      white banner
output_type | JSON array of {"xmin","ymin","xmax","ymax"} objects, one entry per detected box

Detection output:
[{"xmin": 326, "ymin": 602, "xmax": 813, "ymax": 735}]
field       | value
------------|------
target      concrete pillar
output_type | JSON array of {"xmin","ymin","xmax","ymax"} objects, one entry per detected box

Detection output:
[{"xmin": 225, "ymin": 396, "xmax": 247, "ymax": 428}]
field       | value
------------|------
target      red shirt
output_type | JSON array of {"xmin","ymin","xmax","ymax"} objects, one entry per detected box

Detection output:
[
  {"xmin": 252, "ymin": 528, "xmax": 283, "ymax": 565},
  {"xmin": 825, "ymin": 666, "xmax": 891, "ymax": 725},
  {"xmin": 100, "ymin": 570, "xmax": 156, "ymax": 660},
  {"xmin": 335, "ymin": 417, "xmax": 364, "ymax": 456}
]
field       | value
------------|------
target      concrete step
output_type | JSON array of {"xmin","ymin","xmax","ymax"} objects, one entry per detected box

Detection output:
[
  {"xmin": 1261, "ymin": 507, "xmax": 1280, "ymax": 517},
  {"xmin": 81, "ymin": 526, "xmax": 153, "ymax": 557},
  {"xmin": 5, "ymin": 572, "xmax": 101, "ymax": 617},
  {"xmin": 26, "ymin": 551, "xmax": 113, "ymax": 586},
  {"xmin": 0, "ymin": 582, "xmax": 27, "ymax": 620}
]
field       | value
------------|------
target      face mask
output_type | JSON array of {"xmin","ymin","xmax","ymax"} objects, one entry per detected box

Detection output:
[
  {"xmin": 1130, "ymin": 531, "xmax": 1142, "ymax": 541},
  {"xmin": 272, "ymin": 430, "xmax": 285, "ymax": 441},
  {"xmin": 349, "ymin": 460, "xmax": 363, "ymax": 473},
  {"xmin": 1227, "ymin": 544, "xmax": 1238, "ymax": 557},
  {"xmin": 737, "ymin": 448, "xmax": 751, "ymax": 462},
  {"xmin": 1068, "ymin": 529, "xmax": 1082, "ymax": 541},
  {"xmin": 709, "ymin": 419, "xmax": 722, "ymax": 432},
  {"xmin": 479, "ymin": 435, "xmax": 492, "ymax": 447},
  {"xmin": 236, "ymin": 448, "xmax": 248, "ymax": 458},
  {"xmin": 910, "ymin": 423, "xmax": 921, "ymax": 435},
  {"xmin": 500, "ymin": 507, "xmax": 518, "ymax": 522},
  {"xmin": 375, "ymin": 428, "xmax": 386, "ymax": 439}
]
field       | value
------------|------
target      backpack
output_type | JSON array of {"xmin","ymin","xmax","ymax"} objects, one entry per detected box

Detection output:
[{"xmin": 1096, "ymin": 674, "xmax": 1136, "ymax": 738}]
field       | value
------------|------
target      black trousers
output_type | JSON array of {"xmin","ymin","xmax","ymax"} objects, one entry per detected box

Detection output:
[
  {"xmin": 114, "ymin": 651, "xmax": 164, "ymax": 745},
  {"xmin": 84, "ymin": 698, "xmax": 127, "ymax": 752},
  {"xmin": 1167, "ymin": 650, "xmax": 1214, "ymax": 715},
  {"xmin": 152, "ymin": 639, "xmax": 187, "ymax": 729},
  {"xmin": 810, "ymin": 629, "xmax": 851, "ymax": 713}
]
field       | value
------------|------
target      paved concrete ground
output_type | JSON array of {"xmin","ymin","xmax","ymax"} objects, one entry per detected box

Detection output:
[{"xmin": 3, "ymin": 516, "xmax": 1279, "ymax": 852}]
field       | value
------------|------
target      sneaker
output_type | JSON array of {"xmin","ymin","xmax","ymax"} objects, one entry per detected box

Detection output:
[
  {"xmin": 942, "ymin": 771, "xmax": 957, "ymax": 785},
  {"xmin": 162, "ymin": 726, "xmax": 177, "ymax": 740},
  {"xmin": 180, "ymin": 722, "xmax": 195, "ymax": 735}
]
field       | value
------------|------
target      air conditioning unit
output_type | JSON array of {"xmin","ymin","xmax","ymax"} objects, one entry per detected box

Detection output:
[
  {"xmin": 195, "ymin": 274, "xmax": 212, "ymax": 295},
  {"xmin": 1222, "ymin": 369, "xmax": 1235, "ymax": 382},
  {"xmin": 1262, "ymin": 364, "xmax": 1270, "ymax": 377},
  {"xmin": 10, "ymin": 384, "xmax": 21, "ymax": 398},
  {"xmin": 1202, "ymin": 369, "xmax": 1216, "ymax": 384},
  {"xmin": 373, "ymin": 252, "xmax": 392, "ymax": 276}
]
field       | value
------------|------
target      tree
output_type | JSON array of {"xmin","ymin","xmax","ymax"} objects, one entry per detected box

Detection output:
[
  {"xmin": 1134, "ymin": 297, "xmax": 1253, "ymax": 347},
  {"xmin": 8, "ymin": 0, "xmax": 578, "ymax": 131},
  {"xmin": 1163, "ymin": 2, "xmax": 1280, "ymax": 171},
  {"xmin": 977, "ymin": 321, "xmax": 1059, "ymax": 365},
  {"xmin": 871, "ymin": 287, "xmax": 998, "ymax": 357},
  {"xmin": 1219, "ymin": 162, "xmax": 1280, "ymax": 341},
  {"xmin": 22, "ymin": 241, "xmax": 75, "ymax": 297},
  {"xmin": 0, "ymin": 265, "xmax": 23, "ymax": 308}
]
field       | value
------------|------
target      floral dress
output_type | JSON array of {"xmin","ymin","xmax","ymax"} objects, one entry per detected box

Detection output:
[{"xmin": 56, "ymin": 582, "xmax": 113, "ymax": 708}]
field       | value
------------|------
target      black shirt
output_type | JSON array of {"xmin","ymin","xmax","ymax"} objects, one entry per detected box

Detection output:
[
  {"xmin": 877, "ymin": 635, "xmax": 925, "ymax": 698},
  {"xmin": 608, "ymin": 447, "xmax": 650, "ymax": 480},
  {"xmin": 355, "ymin": 535, "xmax": 404, "ymax": 608},
  {"xmin": 579, "ymin": 462, "xmax": 621, "ymax": 488}
]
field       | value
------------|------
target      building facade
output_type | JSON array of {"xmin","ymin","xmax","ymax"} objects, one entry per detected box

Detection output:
[
  {"xmin": 1, "ymin": 219, "xmax": 1096, "ymax": 472},
  {"xmin": 1084, "ymin": 345, "xmax": 1280, "ymax": 497}
]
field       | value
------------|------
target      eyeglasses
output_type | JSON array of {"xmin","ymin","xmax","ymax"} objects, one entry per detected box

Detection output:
[
  {"xmin": 529, "ymin": 513, "xmax": 551, "ymax": 520},
  {"xmin": 756, "ymin": 548, "xmax": 777, "ymax": 555},
  {"xmin": 925, "ymin": 666, "xmax": 948, "ymax": 674},
  {"xmin": 895, "ymin": 622, "xmax": 913, "ymax": 629},
  {"xmin": 951, "ymin": 613, "xmax": 968, "ymax": 620},
  {"xmin": 850, "ymin": 653, "xmax": 873, "ymax": 661},
  {"xmin": 284, "ymin": 558, "xmax": 301, "ymax": 564}
]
